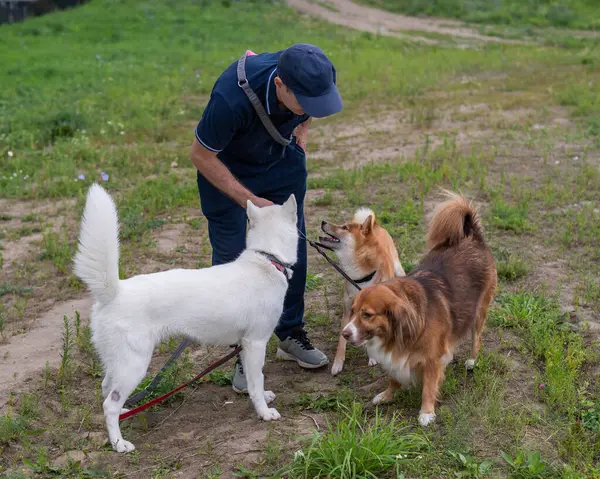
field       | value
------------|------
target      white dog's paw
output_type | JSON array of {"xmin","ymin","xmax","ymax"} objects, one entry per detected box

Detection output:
[
  {"xmin": 465, "ymin": 359, "xmax": 475, "ymax": 371},
  {"xmin": 331, "ymin": 360, "xmax": 344, "ymax": 376},
  {"xmin": 372, "ymin": 391, "xmax": 391, "ymax": 405},
  {"xmin": 113, "ymin": 438, "xmax": 135, "ymax": 453},
  {"xmin": 264, "ymin": 390, "xmax": 276, "ymax": 404},
  {"xmin": 368, "ymin": 357, "xmax": 378, "ymax": 367},
  {"xmin": 258, "ymin": 408, "xmax": 281, "ymax": 421},
  {"xmin": 418, "ymin": 412, "xmax": 436, "ymax": 427}
]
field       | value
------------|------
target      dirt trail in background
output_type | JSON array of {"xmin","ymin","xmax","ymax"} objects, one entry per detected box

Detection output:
[{"xmin": 286, "ymin": 0, "xmax": 524, "ymax": 44}]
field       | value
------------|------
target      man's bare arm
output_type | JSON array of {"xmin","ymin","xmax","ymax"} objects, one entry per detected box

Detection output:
[
  {"xmin": 294, "ymin": 117, "xmax": 311, "ymax": 151},
  {"xmin": 190, "ymin": 138, "xmax": 272, "ymax": 208}
]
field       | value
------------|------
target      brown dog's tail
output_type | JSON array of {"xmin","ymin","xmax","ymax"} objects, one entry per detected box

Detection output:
[{"xmin": 426, "ymin": 190, "xmax": 484, "ymax": 249}]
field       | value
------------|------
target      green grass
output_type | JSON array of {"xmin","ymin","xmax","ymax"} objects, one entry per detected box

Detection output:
[
  {"xmin": 295, "ymin": 390, "xmax": 354, "ymax": 412},
  {"xmin": 489, "ymin": 197, "xmax": 530, "ymax": 233},
  {"xmin": 0, "ymin": 283, "xmax": 32, "ymax": 298},
  {"xmin": 280, "ymin": 403, "xmax": 431, "ymax": 478},
  {"xmin": 358, "ymin": 0, "xmax": 600, "ymax": 30},
  {"xmin": 489, "ymin": 292, "xmax": 596, "ymax": 471},
  {"xmin": 500, "ymin": 449, "xmax": 558, "ymax": 479},
  {"xmin": 0, "ymin": 0, "xmax": 585, "ymax": 202},
  {"xmin": 0, "ymin": 414, "xmax": 31, "ymax": 448}
]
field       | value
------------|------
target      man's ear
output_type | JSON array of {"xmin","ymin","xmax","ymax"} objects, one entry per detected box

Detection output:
[
  {"xmin": 361, "ymin": 214, "xmax": 374, "ymax": 236},
  {"xmin": 283, "ymin": 194, "xmax": 297, "ymax": 219}
]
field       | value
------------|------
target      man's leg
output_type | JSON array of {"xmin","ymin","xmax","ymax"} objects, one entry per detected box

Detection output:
[{"xmin": 254, "ymin": 146, "xmax": 328, "ymax": 369}]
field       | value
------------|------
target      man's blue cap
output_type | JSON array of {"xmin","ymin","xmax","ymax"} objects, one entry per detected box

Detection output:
[{"xmin": 277, "ymin": 44, "xmax": 343, "ymax": 118}]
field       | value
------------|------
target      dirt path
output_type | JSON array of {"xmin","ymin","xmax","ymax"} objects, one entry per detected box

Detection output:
[
  {"xmin": 286, "ymin": 0, "xmax": 524, "ymax": 45},
  {"xmin": 0, "ymin": 297, "xmax": 93, "ymax": 410}
]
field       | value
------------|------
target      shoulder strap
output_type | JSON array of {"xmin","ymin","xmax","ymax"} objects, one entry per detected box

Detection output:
[{"xmin": 237, "ymin": 52, "xmax": 292, "ymax": 147}]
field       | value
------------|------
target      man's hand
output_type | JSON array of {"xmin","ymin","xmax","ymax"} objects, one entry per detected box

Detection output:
[
  {"xmin": 249, "ymin": 196, "xmax": 274, "ymax": 208},
  {"xmin": 293, "ymin": 118, "xmax": 311, "ymax": 151}
]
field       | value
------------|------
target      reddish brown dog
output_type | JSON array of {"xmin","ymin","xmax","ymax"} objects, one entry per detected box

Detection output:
[{"xmin": 342, "ymin": 192, "xmax": 497, "ymax": 426}]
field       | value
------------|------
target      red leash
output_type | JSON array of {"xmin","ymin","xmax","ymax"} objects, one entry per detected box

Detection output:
[{"xmin": 119, "ymin": 346, "xmax": 242, "ymax": 421}]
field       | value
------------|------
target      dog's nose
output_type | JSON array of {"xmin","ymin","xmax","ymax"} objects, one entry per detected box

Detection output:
[
  {"xmin": 321, "ymin": 220, "xmax": 327, "ymax": 227},
  {"xmin": 342, "ymin": 329, "xmax": 351, "ymax": 340}
]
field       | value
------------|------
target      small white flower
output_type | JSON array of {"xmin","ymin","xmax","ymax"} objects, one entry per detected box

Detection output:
[
  {"xmin": 7, "ymin": 151, "xmax": 13, "ymax": 157},
  {"xmin": 120, "ymin": 131, "xmax": 125, "ymax": 135}
]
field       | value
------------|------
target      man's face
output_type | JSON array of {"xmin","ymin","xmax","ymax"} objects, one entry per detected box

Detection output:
[{"xmin": 274, "ymin": 77, "xmax": 305, "ymax": 115}]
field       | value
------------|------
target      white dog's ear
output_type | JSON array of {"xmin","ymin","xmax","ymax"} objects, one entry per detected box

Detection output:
[
  {"xmin": 246, "ymin": 199, "xmax": 259, "ymax": 223},
  {"xmin": 283, "ymin": 194, "xmax": 297, "ymax": 218}
]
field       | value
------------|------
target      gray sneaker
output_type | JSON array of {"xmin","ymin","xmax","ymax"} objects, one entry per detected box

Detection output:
[
  {"xmin": 231, "ymin": 356, "xmax": 247, "ymax": 394},
  {"xmin": 231, "ymin": 329, "xmax": 328, "ymax": 395},
  {"xmin": 276, "ymin": 328, "xmax": 329, "ymax": 369}
]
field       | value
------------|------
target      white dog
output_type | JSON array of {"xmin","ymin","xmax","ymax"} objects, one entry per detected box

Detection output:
[{"xmin": 74, "ymin": 183, "xmax": 298, "ymax": 453}]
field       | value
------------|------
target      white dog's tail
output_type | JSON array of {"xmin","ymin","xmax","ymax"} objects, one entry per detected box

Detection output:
[{"xmin": 74, "ymin": 183, "xmax": 120, "ymax": 305}]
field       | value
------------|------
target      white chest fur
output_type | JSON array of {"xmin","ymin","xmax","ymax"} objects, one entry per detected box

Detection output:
[{"xmin": 366, "ymin": 340, "xmax": 416, "ymax": 387}]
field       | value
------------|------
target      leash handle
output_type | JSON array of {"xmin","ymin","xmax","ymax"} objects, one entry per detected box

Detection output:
[{"xmin": 119, "ymin": 346, "xmax": 242, "ymax": 421}]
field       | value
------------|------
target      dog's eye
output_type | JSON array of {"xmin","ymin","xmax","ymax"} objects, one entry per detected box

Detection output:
[
  {"xmin": 362, "ymin": 311, "xmax": 373, "ymax": 320},
  {"xmin": 341, "ymin": 225, "xmax": 348, "ymax": 230}
]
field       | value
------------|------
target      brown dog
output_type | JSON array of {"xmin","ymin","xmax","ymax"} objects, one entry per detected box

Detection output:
[
  {"xmin": 319, "ymin": 208, "xmax": 405, "ymax": 376},
  {"xmin": 342, "ymin": 192, "xmax": 497, "ymax": 426}
]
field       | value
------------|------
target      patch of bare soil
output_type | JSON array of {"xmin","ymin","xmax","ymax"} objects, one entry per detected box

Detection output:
[
  {"xmin": 287, "ymin": 0, "xmax": 524, "ymax": 45},
  {"xmin": 0, "ymin": 296, "xmax": 93, "ymax": 411},
  {"xmin": 1, "ymin": 198, "xmax": 75, "ymax": 272},
  {"xmin": 1, "ymin": 232, "xmax": 44, "ymax": 274},
  {"xmin": 154, "ymin": 223, "xmax": 187, "ymax": 254}
]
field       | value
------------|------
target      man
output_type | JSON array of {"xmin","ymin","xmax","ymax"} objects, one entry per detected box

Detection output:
[{"xmin": 190, "ymin": 44, "xmax": 343, "ymax": 393}]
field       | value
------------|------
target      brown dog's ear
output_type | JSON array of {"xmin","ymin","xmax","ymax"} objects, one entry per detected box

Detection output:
[
  {"xmin": 386, "ymin": 295, "xmax": 422, "ymax": 347},
  {"xmin": 361, "ymin": 215, "xmax": 374, "ymax": 236}
]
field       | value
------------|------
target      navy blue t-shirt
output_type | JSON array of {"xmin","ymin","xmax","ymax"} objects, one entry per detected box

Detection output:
[{"xmin": 195, "ymin": 51, "xmax": 310, "ymax": 177}]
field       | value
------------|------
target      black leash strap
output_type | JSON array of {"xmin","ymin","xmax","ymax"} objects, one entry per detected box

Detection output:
[
  {"xmin": 124, "ymin": 338, "xmax": 191, "ymax": 407},
  {"xmin": 308, "ymin": 239, "xmax": 363, "ymax": 292}
]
